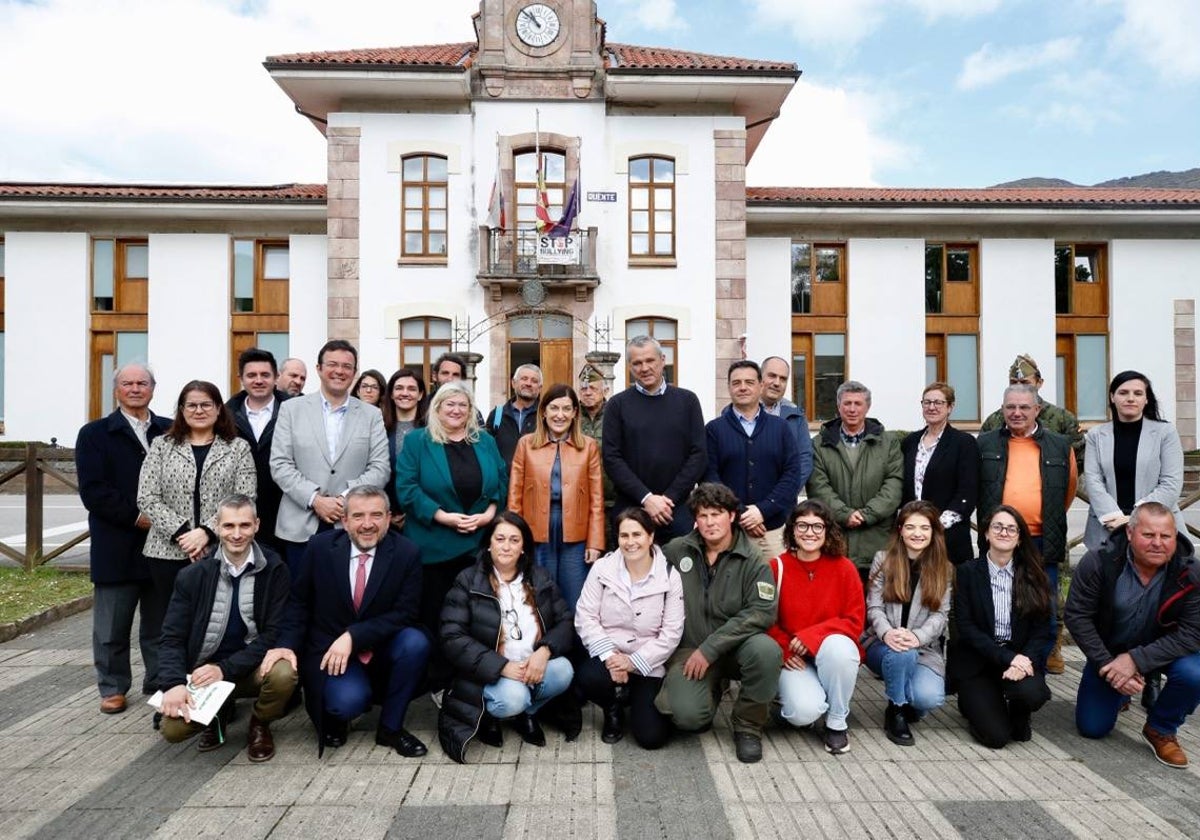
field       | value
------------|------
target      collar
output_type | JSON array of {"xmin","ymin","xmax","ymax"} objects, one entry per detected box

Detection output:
[
  {"xmin": 245, "ymin": 397, "xmax": 275, "ymax": 415},
  {"xmin": 634, "ymin": 379, "xmax": 668, "ymax": 397},
  {"xmin": 985, "ymin": 554, "xmax": 1014, "ymax": 577},
  {"xmin": 322, "ymin": 394, "xmax": 349, "ymax": 413}
]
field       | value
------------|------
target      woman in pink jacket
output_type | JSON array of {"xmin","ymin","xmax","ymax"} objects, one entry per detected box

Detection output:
[{"xmin": 574, "ymin": 507, "xmax": 684, "ymax": 748}]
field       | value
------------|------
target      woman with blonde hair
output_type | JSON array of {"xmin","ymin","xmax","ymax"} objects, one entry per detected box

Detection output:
[
  {"xmin": 395, "ymin": 381, "xmax": 507, "ymax": 691},
  {"xmin": 863, "ymin": 500, "xmax": 953, "ymax": 747}
]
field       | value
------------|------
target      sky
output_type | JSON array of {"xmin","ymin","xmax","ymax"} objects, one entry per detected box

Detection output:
[{"xmin": 0, "ymin": 0, "xmax": 1196, "ymax": 188}]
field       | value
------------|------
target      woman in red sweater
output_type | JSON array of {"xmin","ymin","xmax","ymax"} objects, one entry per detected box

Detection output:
[{"xmin": 769, "ymin": 499, "xmax": 865, "ymax": 755}]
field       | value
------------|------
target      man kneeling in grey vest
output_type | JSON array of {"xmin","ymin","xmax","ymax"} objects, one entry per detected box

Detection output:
[{"xmin": 157, "ymin": 494, "xmax": 296, "ymax": 761}]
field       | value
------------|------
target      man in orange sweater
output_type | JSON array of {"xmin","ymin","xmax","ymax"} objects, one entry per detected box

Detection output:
[{"xmin": 977, "ymin": 384, "xmax": 1077, "ymax": 672}]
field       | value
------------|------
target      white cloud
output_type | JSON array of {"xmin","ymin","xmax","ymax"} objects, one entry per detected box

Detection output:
[
  {"xmin": 1109, "ymin": 0, "xmax": 1200, "ymax": 82},
  {"xmin": 745, "ymin": 80, "xmax": 911, "ymax": 187},
  {"xmin": 956, "ymin": 36, "xmax": 1081, "ymax": 90},
  {"xmin": 607, "ymin": 0, "xmax": 684, "ymax": 32},
  {"xmin": 0, "ymin": 0, "xmax": 479, "ymax": 183},
  {"xmin": 750, "ymin": 0, "xmax": 1003, "ymax": 49},
  {"xmin": 750, "ymin": 0, "xmax": 885, "ymax": 50},
  {"xmin": 906, "ymin": 0, "xmax": 1004, "ymax": 21}
]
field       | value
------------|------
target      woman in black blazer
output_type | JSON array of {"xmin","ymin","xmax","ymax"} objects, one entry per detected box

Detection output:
[
  {"xmin": 949, "ymin": 505, "xmax": 1054, "ymax": 748},
  {"xmin": 901, "ymin": 382, "xmax": 978, "ymax": 565}
]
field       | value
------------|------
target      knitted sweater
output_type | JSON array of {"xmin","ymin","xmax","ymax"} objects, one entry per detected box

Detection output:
[
  {"xmin": 601, "ymin": 385, "xmax": 706, "ymax": 512},
  {"xmin": 767, "ymin": 551, "xmax": 865, "ymax": 658}
]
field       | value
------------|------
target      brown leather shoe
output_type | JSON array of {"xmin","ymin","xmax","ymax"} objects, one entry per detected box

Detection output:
[
  {"xmin": 247, "ymin": 715, "xmax": 275, "ymax": 762},
  {"xmin": 197, "ymin": 721, "xmax": 222, "ymax": 752},
  {"xmin": 99, "ymin": 694, "xmax": 127, "ymax": 714},
  {"xmin": 1142, "ymin": 724, "xmax": 1188, "ymax": 769}
]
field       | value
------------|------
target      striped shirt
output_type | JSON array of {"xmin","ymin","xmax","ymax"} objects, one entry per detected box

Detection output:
[{"xmin": 986, "ymin": 554, "xmax": 1015, "ymax": 642}]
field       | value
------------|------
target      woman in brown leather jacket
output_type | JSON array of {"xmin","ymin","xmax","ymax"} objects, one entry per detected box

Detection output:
[{"xmin": 508, "ymin": 383, "xmax": 604, "ymax": 610}]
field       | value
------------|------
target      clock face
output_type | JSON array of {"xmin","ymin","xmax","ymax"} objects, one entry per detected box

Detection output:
[{"xmin": 516, "ymin": 3, "xmax": 560, "ymax": 48}]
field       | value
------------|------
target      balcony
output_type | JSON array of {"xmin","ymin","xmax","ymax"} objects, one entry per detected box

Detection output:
[{"xmin": 477, "ymin": 226, "xmax": 599, "ymax": 302}]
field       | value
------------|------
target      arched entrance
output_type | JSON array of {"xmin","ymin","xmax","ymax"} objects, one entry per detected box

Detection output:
[{"xmin": 507, "ymin": 312, "xmax": 574, "ymax": 388}]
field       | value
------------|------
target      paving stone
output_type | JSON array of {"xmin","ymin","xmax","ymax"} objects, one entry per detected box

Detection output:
[
  {"xmin": 502, "ymin": 803, "xmax": 615, "ymax": 840},
  {"xmin": 264, "ymin": 805, "xmax": 395, "ymax": 839},
  {"xmin": 0, "ymin": 664, "xmax": 91, "ymax": 732},
  {"xmin": 386, "ymin": 804, "xmax": 507, "ymax": 840},
  {"xmin": 148, "ymin": 805, "xmax": 287, "ymax": 839},
  {"xmin": 936, "ymin": 800, "xmax": 1075, "ymax": 839}
]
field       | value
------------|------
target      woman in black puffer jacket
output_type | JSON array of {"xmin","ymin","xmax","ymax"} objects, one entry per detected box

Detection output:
[{"xmin": 438, "ymin": 511, "xmax": 576, "ymax": 763}]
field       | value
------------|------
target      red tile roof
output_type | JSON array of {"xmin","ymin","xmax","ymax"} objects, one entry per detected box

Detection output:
[
  {"xmin": 0, "ymin": 183, "xmax": 327, "ymax": 203},
  {"xmin": 263, "ymin": 41, "xmax": 796, "ymax": 75},
  {"xmin": 746, "ymin": 187, "xmax": 1200, "ymax": 207},
  {"xmin": 604, "ymin": 43, "xmax": 797, "ymax": 73},
  {"xmin": 265, "ymin": 43, "xmax": 476, "ymax": 69}
]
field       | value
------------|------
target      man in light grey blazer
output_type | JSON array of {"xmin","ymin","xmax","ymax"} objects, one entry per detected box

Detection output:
[{"xmin": 269, "ymin": 339, "xmax": 390, "ymax": 571}]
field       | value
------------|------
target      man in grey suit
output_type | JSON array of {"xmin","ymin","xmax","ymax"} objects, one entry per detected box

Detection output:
[{"xmin": 269, "ymin": 339, "xmax": 390, "ymax": 571}]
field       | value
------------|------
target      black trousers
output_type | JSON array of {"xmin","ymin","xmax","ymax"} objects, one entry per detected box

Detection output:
[
  {"xmin": 420, "ymin": 553, "xmax": 475, "ymax": 692},
  {"xmin": 957, "ymin": 665, "xmax": 1051, "ymax": 749},
  {"xmin": 576, "ymin": 655, "xmax": 670, "ymax": 749},
  {"xmin": 143, "ymin": 557, "xmax": 187, "ymax": 690}
]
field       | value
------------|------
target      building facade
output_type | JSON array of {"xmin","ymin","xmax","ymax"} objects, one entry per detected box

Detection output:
[{"xmin": 0, "ymin": 0, "xmax": 1197, "ymax": 451}]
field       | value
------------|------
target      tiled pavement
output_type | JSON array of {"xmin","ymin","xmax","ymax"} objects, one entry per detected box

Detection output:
[{"xmin": 1, "ymin": 612, "xmax": 1198, "ymax": 839}]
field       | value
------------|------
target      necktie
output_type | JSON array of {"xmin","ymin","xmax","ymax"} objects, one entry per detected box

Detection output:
[{"xmin": 353, "ymin": 553, "xmax": 372, "ymax": 664}]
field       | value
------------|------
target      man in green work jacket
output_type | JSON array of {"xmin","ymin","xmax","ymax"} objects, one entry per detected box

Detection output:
[{"xmin": 656, "ymin": 483, "xmax": 781, "ymax": 764}]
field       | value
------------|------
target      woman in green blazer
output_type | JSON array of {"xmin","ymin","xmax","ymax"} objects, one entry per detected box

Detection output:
[{"xmin": 395, "ymin": 381, "xmax": 507, "ymax": 692}]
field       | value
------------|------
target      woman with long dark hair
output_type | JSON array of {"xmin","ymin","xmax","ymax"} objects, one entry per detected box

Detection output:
[
  {"xmin": 574, "ymin": 507, "xmax": 683, "ymax": 748},
  {"xmin": 863, "ymin": 500, "xmax": 953, "ymax": 746},
  {"xmin": 508, "ymin": 383, "xmax": 604, "ymax": 610},
  {"xmin": 137, "ymin": 380, "xmax": 257, "ymax": 690},
  {"xmin": 950, "ymin": 505, "xmax": 1053, "ymax": 748},
  {"xmin": 1083, "ymin": 370, "xmax": 1183, "ymax": 550},
  {"xmin": 382, "ymin": 368, "xmax": 428, "ymax": 529},
  {"xmin": 768, "ymin": 499, "xmax": 865, "ymax": 755},
  {"xmin": 437, "ymin": 511, "xmax": 575, "ymax": 763}
]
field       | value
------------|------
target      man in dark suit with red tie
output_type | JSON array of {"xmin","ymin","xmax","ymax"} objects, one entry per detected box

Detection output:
[{"xmin": 263, "ymin": 485, "xmax": 430, "ymax": 756}]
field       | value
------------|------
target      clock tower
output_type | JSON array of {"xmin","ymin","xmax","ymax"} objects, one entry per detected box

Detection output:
[{"xmin": 472, "ymin": 0, "xmax": 604, "ymax": 99}]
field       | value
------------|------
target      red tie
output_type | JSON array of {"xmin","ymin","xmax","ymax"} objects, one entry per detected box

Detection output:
[{"xmin": 353, "ymin": 553, "xmax": 372, "ymax": 664}]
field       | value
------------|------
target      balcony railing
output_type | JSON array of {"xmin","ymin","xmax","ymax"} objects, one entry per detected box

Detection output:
[{"xmin": 478, "ymin": 226, "xmax": 598, "ymax": 279}]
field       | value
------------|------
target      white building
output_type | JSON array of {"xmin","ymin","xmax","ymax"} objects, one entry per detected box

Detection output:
[{"xmin": 0, "ymin": 0, "xmax": 1197, "ymax": 451}]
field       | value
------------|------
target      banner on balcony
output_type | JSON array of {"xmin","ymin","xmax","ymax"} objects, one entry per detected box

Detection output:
[{"xmin": 536, "ymin": 233, "xmax": 581, "ymax": 265}]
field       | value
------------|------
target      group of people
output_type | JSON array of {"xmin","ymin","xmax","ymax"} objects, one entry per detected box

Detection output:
[{"xmin": 74, "ymin": 337, "xmax": 1198, "ymax": 770}]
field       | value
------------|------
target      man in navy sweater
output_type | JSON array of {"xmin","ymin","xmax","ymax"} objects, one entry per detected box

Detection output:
[
  {"xmin": 602, "ymin": 335, "xmax": 707, "ymax": 542},
  {"xmin": 705, "ymin": 361, "xmax": 802, "ymax": 560}
]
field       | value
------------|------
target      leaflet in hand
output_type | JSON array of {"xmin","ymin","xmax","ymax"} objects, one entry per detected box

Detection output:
[{"xmin": 147, "ymin": 677, "xmax": 236, "ymax": 726}]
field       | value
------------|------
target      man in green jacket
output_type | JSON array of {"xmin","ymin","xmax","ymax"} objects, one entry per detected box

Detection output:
[
  {"xmin": 980, "ymin": 353, "xmax": 1084, "ymax": 470},
  {"xmin": 806, "ymin": 381, "xmax": 903, "ymax": 581},
  {"xmin": 657, "ymin": 483, "xmax": 781, "ymax": 763}
]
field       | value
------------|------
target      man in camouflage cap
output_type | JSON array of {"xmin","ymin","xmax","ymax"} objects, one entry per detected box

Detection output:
[
  {"xmin": 578, "ymin": 364, "xmax": 615, "ymax": 550},
  {"xmin": 981, "ymin": 353, "xmax": 1084, "ymax": 470}
]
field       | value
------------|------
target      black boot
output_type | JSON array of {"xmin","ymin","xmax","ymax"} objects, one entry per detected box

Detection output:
[
  {"xmin": 477, "ymin": 713, "xmax": 503, "ymax": 748},
  {"xmin": 513, "ymin": 713, "xmax": 546, "ymax": 747},
  {"xmin": 601, "ymin": 705, "xmax": 625, "ymax": 744},
  {"xmin": 885, "ymin": 702, "xmax": 915, "ymax": 746}
]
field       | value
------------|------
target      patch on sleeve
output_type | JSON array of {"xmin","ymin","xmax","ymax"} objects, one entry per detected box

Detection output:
[
  {"xmin": 678, "ymin": 556, "xmax": 694, "ymax": 574},
  {"xmin": 757, "ymin": 581, "xmax": 776, "ymax": 601}
]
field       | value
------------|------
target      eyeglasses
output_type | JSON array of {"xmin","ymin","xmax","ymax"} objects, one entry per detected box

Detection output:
[
  {"xmin": 357, "ymin": 382, "xmax": 380, "ymax": 392},
  {"xmin": 989, "ymin": 523, "xmax": 1019, "ymax": 536},
  {"xmin": 442, "ymin": 401, "xmax": 470, "ymax": 411},
  {"xmin": 321, "ymin": 361, "xmax": 356, "ymax": 372},
  {"xmin": 920, "ymin": 399, "xmax": 948, "ymax": 407},
  {"xmin": 793, "ymin": 521, "xmax": 826, "ymax": 534},
  {"xmin": 183, "ymin": 402, "xmax": 216, "ymax": 413},
  {"xmin": 1002, "ymin": 404, "xmax": 1035, "ymax": 413},
  {"xmin": 503, "ymin": 608, "xmax": 522, "ymax": 641}
]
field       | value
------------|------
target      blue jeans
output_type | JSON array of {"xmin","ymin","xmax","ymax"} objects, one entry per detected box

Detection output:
[
  {"xmin": 323, "ymin": 626, "xmax": 431, "ymax": 731},
  {"xmin": 778, "ymin": 634, "xmax": 860, "ymax": 730},
  {"xmin": 534, "ymin": 504, "xmax": 588, "ymax": 611},
  {"xmin": 483, "ymin": 656, "xmax": 574, "ymax": 719},
  {"xmin": 1076, "ymin": 651, "xmax": 1200, "ymax": 737},
  {"xmin": 864, "ymin": 642, "xmax": 946, "ymax": 713}
]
